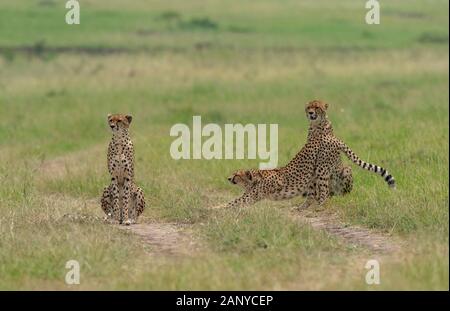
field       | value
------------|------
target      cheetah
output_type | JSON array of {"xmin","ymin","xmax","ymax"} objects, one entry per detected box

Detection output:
[
  {"xmin": 302, "ymin": 100, "xmax": 395, "ymax": 207},
  {"xmin": 300, "ymin": 100, "xmax": 352, "ymax": 208},
  {"xmin": 224, "ymin": 100, "xmax": 395, "ymax": 209},
  {"xmin": 224, "ymin": 132, "xmax": 322, "ymax": 208},
  {"xmin": 228, "ymin": 165, "xmax": 352, "ymax": 198},
  {"xmin": 227, "ymin": 168, "xmax": 284, "ymax": 191},
  {"xmin": 101, "ymin": 114, "xmax": 145, "ymax": 225}
]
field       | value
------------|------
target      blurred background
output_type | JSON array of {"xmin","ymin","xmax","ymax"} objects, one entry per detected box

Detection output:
[{"xmin": 0, "ymin": 0, "xmax": 448, "ymax": 290}]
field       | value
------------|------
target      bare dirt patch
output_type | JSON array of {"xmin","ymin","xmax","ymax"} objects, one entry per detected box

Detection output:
[
  {"xmin": 36, "ymin": 146, "xmax": 103, "ymax": 180},
  {"xmin": 291, "ymin": 208, "xmax": 400, "ymax": 253},
  {"xmin": 55, "ymin": 195, "xmax": 201, "ymax": 256},
  {"xmin": 117, "ymin": 221, "xmax": 200, "ymax": 256}
]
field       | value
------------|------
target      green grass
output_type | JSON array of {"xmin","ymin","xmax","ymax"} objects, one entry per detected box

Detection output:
[{"xmin": 0, "ymin": 0, "xmax": 448, "ymax": 290}]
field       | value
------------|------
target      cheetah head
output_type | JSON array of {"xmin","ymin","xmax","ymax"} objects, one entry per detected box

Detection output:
[
  {"xmin": 107, "ymin": 114, "xmax": 132, "ymax": 133},
  {"xmin": 305, "ymin": 100, "xmax": 328, "ymax": 123},
  {"xmin": 227, "ymin": 169, "xmax": 263, "ymax": 188}
]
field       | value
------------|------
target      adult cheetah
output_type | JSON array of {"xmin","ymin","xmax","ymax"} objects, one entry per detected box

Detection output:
[
  {"xmin": 224, "ymin": 127, "xmax": 322, "ymax": 208},
  {"xmin": 301, "ymin": 100, "xmax": 352, "ymax": 208},
  {"xmin": 228, "ymin": 165, "xmax": 352, "ymax": 198},
  {"xmin": 303, "ymin": 100, "xmax": 395, "ymax": 207},
  {"xmin": 101, "ymin": 114, "xmax": 145, "ymax": 225}
]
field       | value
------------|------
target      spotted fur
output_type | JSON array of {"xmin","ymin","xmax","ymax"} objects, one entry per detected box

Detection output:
[
  {"xmin": 228, "ymin": 168, "xmax": 284, "ymax": 191},
  {"xmin": 224, "ymin": 121, "xmax": 322, "ymax": 208},
  {"xmin": 304, "ymin": 100, "xmax": 395, "ymax": 206},
  {"xmin": 229, "ymin": 165, "xmax": 352, "ymax": 199},
  {"xmin": 101, "ymin": 114, "xmax": 145, "ymax": 225}
]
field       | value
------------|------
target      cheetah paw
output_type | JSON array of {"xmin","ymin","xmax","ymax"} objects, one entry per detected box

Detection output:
[{"xmin": 123, "ymin": 219, "xmax": 132, "ymax": 226}]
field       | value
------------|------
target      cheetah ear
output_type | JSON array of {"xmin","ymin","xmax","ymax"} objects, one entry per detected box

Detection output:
[
  {"xmin": 245, "ymin": 171, "xmax": 252, "ymax": 181},
  {"xmin": 126, "ymin": 115, "xmax": 132, "ymax": 124},
  {"xmin": 107, "ymin": 114, "xmax": 112, "ymax": 120},
  {"xmin": 324, "ymin": 102, "xmax": 329, "ymax": 110}
]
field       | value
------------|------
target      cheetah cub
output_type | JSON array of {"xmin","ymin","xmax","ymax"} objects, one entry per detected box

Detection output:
[{"xmin": 101, "ymin": 114, "xmax": 145, "ymax": 225}]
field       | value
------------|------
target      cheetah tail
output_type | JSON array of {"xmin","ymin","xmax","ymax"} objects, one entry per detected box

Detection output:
[{"xmin": 338, "ymin": 140, "xmax": 396, "ymax": 189}]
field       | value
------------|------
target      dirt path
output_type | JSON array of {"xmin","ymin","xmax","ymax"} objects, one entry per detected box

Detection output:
[
  {"xmin": 117, "ymin": 221, "xmax": 200, "ymax": 256},
  {"xmin": 290, "ymin": 208, "xmax": 399, "ymax": 253},
  {"xmin": 56, "ymin": 195, "xmax": 201, "ymax": 256},
  {"xmin": 37, "ymin": 145, "xmax": 104, "ymax": 180},
  {"xmin": 38, "ymin": 146, "xmax": 397, "ymax": 256},
  {"xmin": 38, "ymin": 147, "xmax": 200, "ymax": 257}
]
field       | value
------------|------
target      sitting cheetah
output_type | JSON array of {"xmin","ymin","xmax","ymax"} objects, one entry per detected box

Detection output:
[
  {"xmin": 301, "ymin": 100, "xmax": 352, "ymax": 208},
  {"xmin": 302, "ymin": 100, "xmax": 394, "ymax": 207},
  {"xmin": 101, "ymin": 114, "xmax": 145, "ymax": 225},
  {"xmin": 224, "ymin": 100, "xmax": 395, "ymax": 209}
]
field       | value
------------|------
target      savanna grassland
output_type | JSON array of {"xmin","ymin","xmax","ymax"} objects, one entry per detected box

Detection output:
[{"xmin": 0, "ymin": 0, "xmax": 448, "ymax": 290}]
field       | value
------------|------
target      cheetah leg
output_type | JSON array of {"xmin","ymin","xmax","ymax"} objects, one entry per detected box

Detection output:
[
  {"xmin": 316, "ymin": 171, "xmax": 331, "ymax": 207},
  {"xmin": 328, "ymin": 171, "xmax": 339, "ymax": 197},
  {"xmin": 298, "ymin": 180, "xmax": 317, "ymax": 210},
  {"xmin": 298, "ymin": 197, "xmax": 315, "ymax": 210},
  {"xmin": 225, "ymin": 179, "xmax": 269, "ymax": 208},
  {"xmin": 101, "ymin": 184, "xmax": 114, "ymax": 222},
  {"xmin": 340, "ymin": 166, "xmax": 353, "ymax": 195},
  {"xmin": 225, "ymin": 192, "xmax": 257, "ymax": 208},
  {"xmin": 225, "ymin": 177, "xmax": 284, "ymax": 208},
  {"xmin": 122, "ymin": 178, "xmax": 132, "ymax": 225},
  {"xmin": 135, "ymin": 186, "xmax": 146, "ymax": 217},
  {"xmin": 129, "ymin": 185, "xmax": 145, "ymax": 224},
  {"xmin": 297, "ymin": 192, "xmax": 317, "ymax": 210},
  {"xmin": 110, "ymin": 178, "xmax": 122, "ymax": 223},
  {"xmin": 327, "ymin": 165, "xmax": 353, "ymax": 196}
]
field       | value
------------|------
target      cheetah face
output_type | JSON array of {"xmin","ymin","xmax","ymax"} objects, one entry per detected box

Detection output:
[
  {"xmin": 228, "ymin": 170, "xmax": 251, "ymax": 186},
  {"xmin": 305, "ymin": 100, "xmax": 328, "ymax": 122},
  {"xmin": 107, "ymin": 114, "xmax": 132, "ymax": 132},
  {"xmin": 228, "ymin": 170, "xmax": 254, "ymax": 187},
  {"xmin": 228, "ymin": 169, "xmax": 263, "ymax": 188}
]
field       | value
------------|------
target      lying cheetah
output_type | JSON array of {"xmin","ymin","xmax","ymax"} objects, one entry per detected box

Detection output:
[
  {"xmin": 224, "ymin": 100, "xmax": 395, "ymax": 209},
  {"xmin": 228, "ymin": 168, "xmax": 284, "ymax": 191},
  {"xmin": 228, "ymin": 165, "xmax": 352, "ymax": 198},
  {"xmin": 101, "ymin": 114, "xmax": 145, "ymax": 225},
  {"xmin": 224, "ymin": 132, "xmax": 322, "ymax": 208}
]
